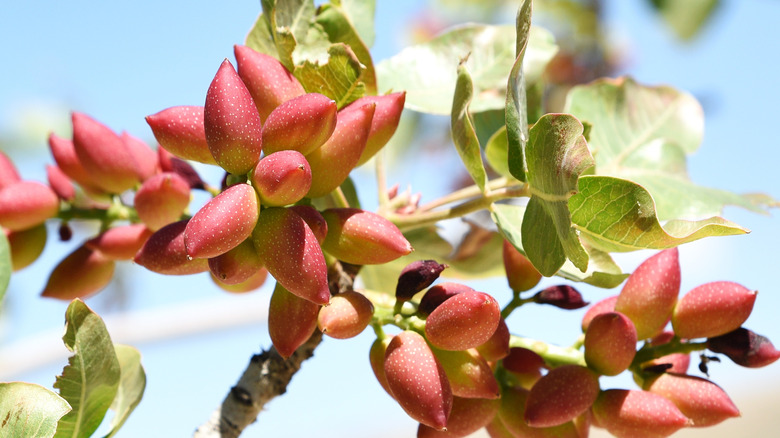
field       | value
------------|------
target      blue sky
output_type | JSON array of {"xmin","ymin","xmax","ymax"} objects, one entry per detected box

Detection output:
[{"xmin": 1, "ymin": 1, "xmax": 779, "ymax": 437}]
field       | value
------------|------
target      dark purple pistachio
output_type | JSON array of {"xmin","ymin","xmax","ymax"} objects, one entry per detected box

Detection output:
[
  {"xmin": 707, "ymin": 327, "xmax": 780, "ymax": 368},
  {"xmin": 395, "ymin": 259, "xmax": 448, "ymax": 302},
  {"xmin": 533, "ymin": 285, "xmax": 589, "ymax": 310}
]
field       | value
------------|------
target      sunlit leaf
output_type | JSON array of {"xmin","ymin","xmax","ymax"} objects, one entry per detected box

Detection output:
[
  {"xmin": 506, "ymin": 0, "xmax": 532, "ymax": 182},
  {"xmin": 451, "ymin": 62, "xmax": 487, "ymax": 193},
  {"xmin": 569, "ymin": 176, "xmax": 749, "ymax": 252},
  {"xmin": 565, "ymin": 77, "xmax": 767, "ymax": 220},
  {"xmin": 294, "ymin": 43, "xmax": 366, "ymax": 108},
  {"xmin": 491, "ymin": 203, "xmax": 627, "ymax": 288},
  {"xmin": 333, "ymin": 0, "xmax": 376, "ymax": 48},
  {"xmin": 0, "ymin": 231, "xmax": 9, "ymax": 305},
  {"xmin": 648, "ymin": 0, "xmax": 721, "ymax": 41},
  {"xmin": 316, "ymin": 4, "xmax": 377, "ymax": 94},
  {"xmin": 102, "ymin": 345, "xmax": 146, "ymax": 438},
  {"xmin": 485, "ymin": 125, "xmax": 511, "ymax": 178},
  {"xmin": 522, "ymin": 114, "xmax": 593, "ymax": 276},
  {"xmin": 376, "ymin": 23, "xmax": 557, "ymax": 114},
  {"xmin": 54, "ymin": 299, "xmax": 121, "ymax": 438},
  {"xmin": 0, "ymin": 382, "xmax": 70, "ymax": 438},
  {"xmin": 258, "ymin": 0, "xmax": 317, "ymax": 70},
  {"xmin": 245, "ymin": 14, "xmax": 278, "ymax": 57}
]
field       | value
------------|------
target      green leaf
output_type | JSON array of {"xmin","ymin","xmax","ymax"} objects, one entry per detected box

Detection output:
[
  {"xmin": 101, "ymin": 345, "xmax": 146, "ymax": 438},
  {"xmin": 294, "ymin": 43, "xmax": 366, "ymax": 108},
  {"xmin": 332, "ymin": 0, "xmax": 376, "ymax": 48},
  {"xmin": 451, "ymin": 62, "xmax": 488, "ymax": 193},
  {"xmin": 648, "ymin": 0, "xmax": 721, "ymax": 41},
  {"xmin": 245, "ymin": 14, "xmax": 278, "ymax": 57},
  {"xmin": 491, "ymin": 203, "xmax": 627, "ymax": 288},
  {"xmin": 376, "ymin": 23, "xmax": 557, "ymax": 115},
  {"xmin": 259, "ymin": 0, "xmax": 317, "ymax": 70},
  {"xmin": 0, "ymin": 231, "xmax": 10, "ymax": 305},
  {"xmin": 315, "ymin": 4, "xmax": 377, "ymax": 94},
  {"xmin": 565, "ymin": 76, "xmax": 767, "ymax": 220},
  {"xmin": 0, "ymin": 382, "xmax": 71, "ymax": 438},
  {"xmin": 505, "ymin": 0, "xmax": 532, "ymax": 182},
  {"xmin": 569, "ymin": 175, "xmax": 749, "ymax": 252},
  {"xmin": 360, "ymin": 225, "xmax": 505, "ymax": 295},
  {"xmin": 54, "ymin": 300, "xmax": 121, "ymax": 438},
  {"xmin": 522, "ymin": 114, "xmax": 594, "ymax": 276},
  {"xmin": 484, "ymin": 125, "xmax": 511, "ymax": 178}
]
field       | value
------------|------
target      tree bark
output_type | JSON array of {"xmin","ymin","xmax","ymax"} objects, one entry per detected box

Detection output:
[{"xmin": 193, "ymin": 262, "xmax": 359, "ymax": 437}]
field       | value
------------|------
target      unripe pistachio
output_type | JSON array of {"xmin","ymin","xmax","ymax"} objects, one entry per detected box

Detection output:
[
  {"xmin": 305, "ymin": 102, "xmax": 375, "ymax": 198},
  {"xmin": 320, "ymin": 208, "xmax": 412, "ymax": 265},
  {"xmin": 317, "ymin": 290, "xmax": 374, "ymax": 339},
  {"xmin": 498, "ymin": 386, "xmax": 581, "ymax": 438},
  {"xmin": 475, "ymin": 317, "xmax": 510, "ymax": 362},
  {"xmin": 432, "ymin": 347, "xmax": 500, "ymax": 399},
  {"xmin": 395, "ymin": 259, "xmax": 448, "ymax": 302},
  {"xmin": 46, "ymin": 165, "xmax": 75, "ymax": 201},
  {"xmin": 252, "ymin": 207, "xmax": 330, "ymax": 305},
  {"xmin": 384, "ymin": 330, "xmax": 452, "ymax": 431},
  {"xmin": 672, "ymin": 281, "xmax": 757, "ymax": 339},
  {"xmin": 234, "ymin": 45, "xmax": 306, "ymax": 122},
  {"xmin": 261, "ymin": 93, "xmax": 338, "ymax": 156},
  {"xmin": 204, "ymin": 59, "xmax": 263, "ymax": 175},
  {"xmin": 252, "ymin": 150, "xmax": 312, "ymax": 206},
  {"xmin": 643, "ymin": 331, "xmax": 690, "ymax": 374},
  {"xmin": 288, "ymin": 205, "xmax": 328, "ymax": 244},
  {"xmin": 157, "ymin": 147, "xmax": 207, "ymax": 190},
  {"xmin": 134, "ymin": 219, "xmax": 209, "ymax": 275},
  {"xmin": 533, "ymin": 285, "xmax": 589, "ymax": 309},
  {"xmin": 425, "ymin": 290, "xmax": 500, "ymax": 351},
  {"xmin": 584, "ymin": 312, "xmax": 638, "ymax": 376},
  {"xmin": 615, "ymin": 248, "xmax": 680, "ymax": 340},
  {"xmin": 524, "ymin": 365, "xmax": 600, "ymax": 428},
  {"xmin": 0, "ymin": 181, "xmax": 60, "ymax": 231},
  {"xmin": 48, "ymin": 133, "xmax": 104, "ymax": 196},
  {"xmin": 185, "ymin": 183, "xmax": 259, "ymax": 259},
  {"xmin": 72, "ymin": 112, "xmax": 140, "ymax": 193},
  {"xmin": 268, "ymin": 282, "xmax": 320, "ymax": 359},
  {"xmin": 134, "ymin": 172, "xmax": 191, "ymax": 231},
  {"xmin": 502, "ymin": 239, "xmax": 542, "ymax": 292},
  {"xmin": 0, "ymin": 150, "xmax": 20, "ymax": 189},
  {"xmin": 6, "ymin": 224, "xmax": 47, "ymax": 271},
  {"xmin": 581, "ymin": 295, "xmax": 618, "ymax": 332},
  {"xmin": 369, "ymin": 336, "xmax": 394, "ymax": 396},
  {"xmin": 417, "ymin": 396, "xmax": 499, "ymax": 438},
  {"xmin": 212, "ymin": 267, "xmax": 268, "ymax": 294},
  {"xmin": 643, "ymin": 372, "xmax": 739, "ymax": 427},
  {"xmin": 707, "ymin": 327, "xmax": 780, "ymax": 368},
  {"xmin": 418, "ymin": 282, "xmax": 475, "ymax": 316},
  {"xmin": 591, "ymin": 389, "xmax": 689, "ymax": 438},
  {"xmin": 85, "ymin": 224, "xmax": 153, "ymax": 260},
  {"xmin": 121, "ymin": 131, "xmax": 159, "ymax": 181},
  {"xmin": 349, "ymin": 92, "xmax": 406, "ymax": 166},
  {"xmin": 502, "ymin": 347, "xmax": 546, "ymax": 389},
  {"xmin": 42, "ymin": 245, "xmax": 115, "ymax": 300},
  {"xmin": 207, "ymin": 238, "xmax": 263, "ymax": 285},
  {"xmin": 146, "ymin": 105, "xmax": 217, "ymax": 165}
]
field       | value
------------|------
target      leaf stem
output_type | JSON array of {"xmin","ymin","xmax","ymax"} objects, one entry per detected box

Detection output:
[
  {"xmin": 418, "ymin": 177, "xmax": 521, "ymax": 212},
  {"xmin": 509, "ymin": 335, "xmax": 586, "ymax": 368},
  {"xmin": 500, "ymin": 292, "xmax": 534, "ymax": 319},
  {"xmin": 330, "ymin": 187, "xmax": 351, "ymax": 209},
  {"xmin": 375, "ymin": 150, "xmax": 390, "ymax": 209}
]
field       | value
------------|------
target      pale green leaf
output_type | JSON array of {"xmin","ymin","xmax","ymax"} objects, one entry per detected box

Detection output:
[
  {"xmin": 506, "ymin": 0, "xmax": 532, "ymax": 182},
  {"xmin": 333, "ymin": 0, "xmax": 375, "ymax": 48},
  {"xmin": 376, "ymin": 24, "xmax": 557, "ymax": 115},
  {"xmin": 565, "ymin": 77, "xmax": 767, "ymax": 220},
  {"xmin": 101, "ymin": 345, "xmax": 146, "ymax": 438},
  {"xmin": 523, "ymin": 114, "xmax": 594, "ymax": 275},
  {"xmin": 54, "ymin": 300, "xmax": 121, "ymax": 438},
  {"xmin": 315, "ymin": 4, "xmax": 377, "ymax": 94},
  {"xmin": 485, "ymin": 125, "xmax": 511, "ymax": 178},
  {"xmin": 245, "ymin": 14, "xmax": 278, "ymax": 57},
  {"xmin": 294, "ymin": 43, "xmax": 366, "ymax": 108},
  {"xmin": 569, "ymin": 176, "xmax": 749, "ymax": 252},
  {"xmin": 0, "ymin": 382, "xmax": 71, "ymax": 438},
  {"xmin": 648, "ymin": 0, "xmax": 721, "ymax": 41},
  {"xmin": 258, "ymin": 0, "xmax": 317, "ymax": 70},
  {"xmin": 451, "ymin": 62, "xmax": 488, "ymax": 192},
  {"xmin": 0, "ymin": 231, "xmax": 10, "ymax": 305},
  {"xmin": 491, "ymin": 203, "xmax": 627, "ymax": 288}
]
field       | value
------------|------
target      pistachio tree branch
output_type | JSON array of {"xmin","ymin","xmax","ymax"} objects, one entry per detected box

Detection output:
[{"xmin": 193, "ymin": 262, "xmax": 357, "ymax": 438}]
